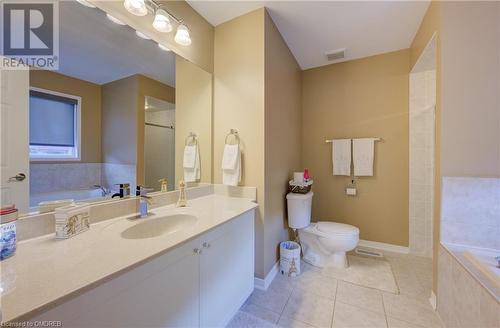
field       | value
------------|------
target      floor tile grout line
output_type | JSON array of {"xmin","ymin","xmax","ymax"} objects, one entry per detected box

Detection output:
[
  {"xmin": 381, "ymin": 290, "xmax": 389, "ymax": 328},
  {"xmin": 276, "ymin": 282, "xmax": 295, "ymax": 325},
  {"xmin": 330, "ymin": 280, "xmax": 339, "ymax": 328}
]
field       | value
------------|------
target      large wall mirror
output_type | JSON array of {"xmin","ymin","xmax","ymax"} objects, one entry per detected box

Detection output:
[{"xmin": 0, "ymin": 1, "xmax": 213, "ymax": 215}]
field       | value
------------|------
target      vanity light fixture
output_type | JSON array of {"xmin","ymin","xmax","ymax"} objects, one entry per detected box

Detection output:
[
  {"xmin": 123, "ymin": 0, "xmax": 148, "ymax": 16},
  {"xmin": 158, "ymin": 43, "xmax": 171, "ymax": 52},
  {"xmin": 135, "ymin": 31, "xmax": 150, "ymax": 40},
  {"xmin": 75, "ymin": 0, "xmax": 96, "ymax": 8},
  {"xmin": 152, "ymin": 8, "xmax": 172, "ymax": 33},
  {"xmin": 106, "ymin": 13, "xmax": 126, "ymax": 26},
  {"xmin": 122, "ymin": 0, "xmax": 192, "ymax": 46},
  {"xmin": 174, "ymin": 24, "xmax": 191, "ymax": 46}
]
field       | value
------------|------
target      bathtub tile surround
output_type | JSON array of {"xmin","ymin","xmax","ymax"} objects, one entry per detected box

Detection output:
[
  {"xmin": 30, "ymin": 163, "xmax": 101, "ymax": 194},
  {"xmin": 441, "ymin": 177, "xmax": 500, "ymax": 249},
  {"xmin": 100, "ymin": 163, "xmax": 137, "ymax": 192},
  {"xmin": 229, "ymin": 251, "xmax": 442, "ymax": 328},
  {"xmin": 30, "ymin": 162, "xmax": 137, "ymax": 205},
  {"xmin": 409, "ymin": 64, "xmax": 436, "ymax": 258},
  {"xmin": 437, "ymin": 245, "xmax": 499, "ymax": 328}
]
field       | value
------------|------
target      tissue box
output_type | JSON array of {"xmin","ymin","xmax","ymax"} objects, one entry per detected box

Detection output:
[{"xmin": 55, "ymin": 204, "xmax": 90, "ymax": 239}]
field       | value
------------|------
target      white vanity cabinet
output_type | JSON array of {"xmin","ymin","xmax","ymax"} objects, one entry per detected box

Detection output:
[
  {"xmin": 200, "ymin": 210, "xmax": 254, "ymax": 327},
  {"xmin": 32, "ymin": 210, "xmax": 255, "ymax": 328}
]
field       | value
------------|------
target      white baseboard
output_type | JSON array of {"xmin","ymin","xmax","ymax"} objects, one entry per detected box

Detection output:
[
  {"xmin": 358, "ymin": 239, "xmax": 409, "ymax": 254},
  {"xmin": 429, "ymin": 291, "xmax": 437, "ymax": 310},
  {"xmin": 254, "ymin": 262, "xmax": 279, "ymax": 291}
]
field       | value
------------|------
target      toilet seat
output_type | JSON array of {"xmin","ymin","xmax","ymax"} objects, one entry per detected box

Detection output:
[
  {"xmin": 316, "ymin": 222, "xmax": 359, "ymax": 235},
  {"xmin": 304, "ymin": 221, "xmax": 359, "ymax": 238}
]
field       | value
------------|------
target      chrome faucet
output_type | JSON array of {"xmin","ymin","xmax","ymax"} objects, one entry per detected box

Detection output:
[
  {"xmin": 93, "ymin": 185, "xmax": 110, "ymax": 197},
  {"xmin": 136, "ymin": 186, "xmax": 154, "ymax": 218},
  {"xmin": 112, "ymin": 183, "xmax": 131, "ymax": 198}
]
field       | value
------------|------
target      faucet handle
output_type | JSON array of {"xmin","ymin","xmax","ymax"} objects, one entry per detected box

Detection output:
[{"xmin": 136, "ymin": 185, "xmax": 154, "ymax": 196}]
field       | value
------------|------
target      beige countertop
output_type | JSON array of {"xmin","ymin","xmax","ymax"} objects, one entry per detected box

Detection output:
[{"xmin": 0, "ymin": 194, "xmax": 258, "ymax": 323}]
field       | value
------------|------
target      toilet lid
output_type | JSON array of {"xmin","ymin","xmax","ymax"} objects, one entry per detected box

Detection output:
[{"xmin": 316, "ymin": 221, "xmax": 359, "ymax": 235}]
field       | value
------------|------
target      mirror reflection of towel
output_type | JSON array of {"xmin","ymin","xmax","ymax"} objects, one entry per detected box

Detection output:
[{"xmin": 184, "ymin": 145, "xmax": 200, "ymax": 182}]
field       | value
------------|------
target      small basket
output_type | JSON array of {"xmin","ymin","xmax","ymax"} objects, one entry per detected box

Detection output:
[{"xmin": 288, "ymin": 180, "xmax": 313, "ymax": 194}]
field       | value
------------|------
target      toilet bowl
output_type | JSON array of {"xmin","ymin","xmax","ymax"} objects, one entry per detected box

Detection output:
[
  {"xmin": 299, "ymin": 222, "xmax": 359, "ymax": 268},
  {"xmin": 286, "ymin": 191, "xmax": 359, "ymax": 269}
]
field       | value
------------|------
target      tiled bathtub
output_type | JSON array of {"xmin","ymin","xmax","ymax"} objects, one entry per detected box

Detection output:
[
  {"xmin": 30, "ymin": 188, "xmax": 108, "ymax": 208},
  {"xmin": 438, "ymin": 243, "xmax": 499, "ymax": 328}
]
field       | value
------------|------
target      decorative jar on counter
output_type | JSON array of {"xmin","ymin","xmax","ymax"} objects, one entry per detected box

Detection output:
[{"xmin": 1, "ymin": 205, "xmax": 18, "ymax": 261}]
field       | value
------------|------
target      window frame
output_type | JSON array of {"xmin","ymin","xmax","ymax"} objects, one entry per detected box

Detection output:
[{"xmin": 29, "ymin": 87, "xmax": 82, "ymax": 162}]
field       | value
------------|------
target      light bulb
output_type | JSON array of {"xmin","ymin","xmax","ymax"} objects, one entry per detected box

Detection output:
[
  {"xmin": 76, "ymin": 0, "xmax": 96, "ymax": 8},
  {"xmin": 106, "ymin": 13, "xmax": 126, "ymax": 25},
  {"xmin": 153, "ymin": 8, "xmax": 172, "ymax": 33},
  {"xmin": 174, "ymin": 24, "xmax": 191, "ymax": 46},
  {"xmin": 123, "ymin": 0, "xmax": 147, "ymax": 16},
  {"xmin": 158, "ymin": 43, "xmax": 171, "ymax": 52}
]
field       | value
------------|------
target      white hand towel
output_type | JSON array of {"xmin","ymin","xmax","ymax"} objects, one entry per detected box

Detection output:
[
  {"xmin": 222, "ymin": 144, "xmax": 241, "ymax": 186},
  {"xmin": 222, "ymin": 144, "xmax": 239, "ymax": 170},
  {"xmin": 183, "ymin": 145, "xmax": 197, "ymax": 169},
  {"xmin": 184, "ymin": 145, "xmax": 200, "ymax": 182},
  {"xmin": 332, "ymin": 139, "xmax": 352, "ymax": 176},
  {"xmin": 353, "ymin": 138, "xmax": 375, "ymax": 176}
]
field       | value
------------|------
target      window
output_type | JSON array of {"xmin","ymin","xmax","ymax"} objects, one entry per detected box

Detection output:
[{"xmin": 29, "ymin": 88, "xmax": 81, "ymax": 160}]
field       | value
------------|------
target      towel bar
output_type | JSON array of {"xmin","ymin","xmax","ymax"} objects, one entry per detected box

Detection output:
[{"xmin": 325, "ymin": 137, "xmax": 382, "ymax": 143}]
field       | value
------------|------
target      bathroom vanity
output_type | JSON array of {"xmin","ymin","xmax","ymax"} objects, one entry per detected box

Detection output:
[{"xmin": 1, "ymin": 189, "xmax": 257, "ymax": 327}]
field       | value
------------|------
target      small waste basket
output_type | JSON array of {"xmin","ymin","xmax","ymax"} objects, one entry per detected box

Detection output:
[{"xmin": 280, "ymin": 241, "xmax": 301, "ymax": 277}]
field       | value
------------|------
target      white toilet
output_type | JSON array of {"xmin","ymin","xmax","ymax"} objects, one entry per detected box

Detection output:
[{"xmin": 287, "ymin": 191, "xmax": 359, "ymax": 269}]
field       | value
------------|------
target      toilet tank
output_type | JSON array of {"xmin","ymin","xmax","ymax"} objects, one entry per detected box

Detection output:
[{"xmin": 286, "ymin": 191, "xmax": 313, "ymax": 229}]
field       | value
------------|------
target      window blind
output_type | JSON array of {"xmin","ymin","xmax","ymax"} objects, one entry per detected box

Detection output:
[{"xmin": 29, "ymin": 90, "xmax": 77, "ymax": 147}]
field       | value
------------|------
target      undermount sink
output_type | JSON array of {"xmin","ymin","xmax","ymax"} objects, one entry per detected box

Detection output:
[{"xmin": 121, "ymin": 214, "xmax": 198, "ymax": 239}]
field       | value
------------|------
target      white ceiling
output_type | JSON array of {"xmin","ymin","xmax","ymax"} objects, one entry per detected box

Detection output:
[
  {"xmin": 58, "ymin": 2, "xmax": 175, "ymax": 86},
  {"xmin": 187, "ymin": 1, "xmax": 430, "ymax": 69}
]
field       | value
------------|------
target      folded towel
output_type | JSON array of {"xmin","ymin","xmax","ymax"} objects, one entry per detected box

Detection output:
[
  {"xmin": 222, "ymin": 144, "xmax": 241, "ymax": 186},
  {"xmin": 184, "ymin": 145, "xmax": 200, "ymax": 182},
  {"xmin": 222, "ymin": 144, "xmax": 240, "ymax": 170},
  {"xmin": 183, "ymin": 145, "xmax": 197, "ymax": 169},
  {"xmin": 353, "ymin": 138, "xmax": 375, "ymax": 176},
  {"xmin": 332, "ymin": 139, "xmax": 352, "ymax": 176}
]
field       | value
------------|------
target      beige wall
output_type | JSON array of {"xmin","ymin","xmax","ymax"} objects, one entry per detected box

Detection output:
[
  {"xmin": 213, "ymin": 8, "xmax": 266, "ymax": 277},
  {"xmin": 409, "ymin": 0, "xmax": 441, "ymax": 294},
  {"xmin": 101, "ymin": 75, "xmax": 139, "ymax": 166},
  {"xmin": 175, "ymin": 55, "xmax": 213, "ymax": 186},
  {"xmin": 410, "ymin": 0, "xmax": 500, "ymax": 296},
  {"xmin": 29, "ymin": 70, "xmax": 102, "ymax": 163},
  {"xmin": 137, "ymin": 75, "xmax": 175, "ymax": 185},
  {"xmin": 440, "ymin": 1, "xmax": 500, "ymax": 177},
  {"xmin": 263, "ymin": 12, "xmax": 302, "ymax": 276},
  {"xmin": 92, "ymin": 0, "xmax": 214, "ymax": 73},
  {"xmin": 302, "ymin": 49, "xmax": 410, "ymax": 246}
]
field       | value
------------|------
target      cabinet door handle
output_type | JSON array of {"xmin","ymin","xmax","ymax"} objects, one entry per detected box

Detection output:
[
  {"xmin": 202, "ymin": 242, "xmax": 210, "ymax": 249},
  {"xmin": 193, "ymin": 248, "xmax": 202, "ymax": 254}
]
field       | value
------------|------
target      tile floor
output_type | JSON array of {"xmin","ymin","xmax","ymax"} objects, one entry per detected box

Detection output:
[{"xmin": 227, "ymin": 250, "xmax": 444, "ymax": 328}]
